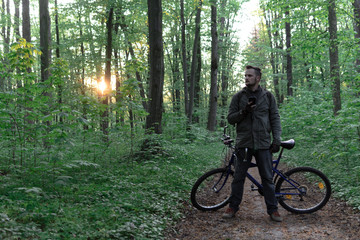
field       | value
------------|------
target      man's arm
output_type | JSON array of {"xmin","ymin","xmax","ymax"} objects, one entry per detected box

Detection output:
[{"xmin": 227, "ymin": 92, "xmax": 247, "ymax": 125}]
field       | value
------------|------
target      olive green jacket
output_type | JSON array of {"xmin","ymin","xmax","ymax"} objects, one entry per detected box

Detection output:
[{"xmin": 227, "ymin": 86, "xmax": 281, "ymax": 150}]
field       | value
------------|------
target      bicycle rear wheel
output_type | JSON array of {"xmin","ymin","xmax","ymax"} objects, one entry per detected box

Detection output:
[
  {"xmin": 275, "ymin": 167, "xmax": 331, "ymax": 214},
  {"xmin": 191, "ymin": 168, "xmax": 234, "ymax": 211}
]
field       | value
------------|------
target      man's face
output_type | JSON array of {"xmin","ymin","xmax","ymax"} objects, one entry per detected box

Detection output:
[{"xmin": 245, "ymin": 68, "xmax": 260, "ymax": 88}]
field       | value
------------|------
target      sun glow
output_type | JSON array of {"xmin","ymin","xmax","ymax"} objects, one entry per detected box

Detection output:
[{"xmin": 98, "ymin": 80, "xmax": 107, "ymax": 95}]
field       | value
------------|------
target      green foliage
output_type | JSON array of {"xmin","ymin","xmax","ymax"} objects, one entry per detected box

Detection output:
[
  {"xmin": 0, "ymin": 130, "xmax": 224, "ymax": 239},
  {"xmin": 280, "ymin": 88, "xmax": 360, "ymax": 210}
]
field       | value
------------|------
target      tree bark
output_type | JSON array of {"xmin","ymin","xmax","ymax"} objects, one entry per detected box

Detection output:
[
  {"xmin": 145, "ymin": 0, "xmax": 164, "ymax": 134},
  {"xmin": 4, "ymin": 0, "xmax": 11, "ymax": 53},
  {"xmin": 207, "ymin": 0, "xmax": 218, "ymax": 131},
  {"xmin": 167, "ymin": 34, "xmax": 181, "ymax": 113},
  {"xmin": 180, "ymin": 0, "xmax": 189, "ymax": 116},
  {"xmin": 285, "ymin": 8, "xmax": 293, "ymax": 97},
  {"xmin": 14, "ymin": 0, "xmax": 20, "ymax": 40},
  {"xmin": 22, "ymin": 0, "xmax": 31, "ymax": 42},
  {"xmin": 188, "ymin": 0, "xmax": 202, "ymax": 124},
  {"xmin": 219, "ymin": 0, "xmax": 229, "ymax": 127},
  {"xmin": 102, "ymin": 7, "xmax": 114, "ymax": 138},
  {"xmin": 54, "ymin": 0, "xmax": 63, "ymax": 123},
  {"xmin": 193, "ymin": 37, "xmax": 201, "ymax": 123},
  {"xmin": 328, "ymin": 0, "xmax": 341, "ymax": 115},
  {"xmin": 39, "ymin": 0, "xmax": 51, "ymax": 83}
]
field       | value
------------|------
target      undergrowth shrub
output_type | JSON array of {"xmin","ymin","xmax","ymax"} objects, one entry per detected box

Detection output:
[
  {"xmin": 0, "ymin": 125, "xmax": 225, "ymax": 239},
  {"xmin": 280, "ymin": 88, "xmax": 360, "ymax": 209}
]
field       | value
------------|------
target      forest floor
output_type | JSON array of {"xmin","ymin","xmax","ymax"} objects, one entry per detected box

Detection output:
[{"xmin": 165, "ymin": 167, "xmax": 360, "ymax": 240}]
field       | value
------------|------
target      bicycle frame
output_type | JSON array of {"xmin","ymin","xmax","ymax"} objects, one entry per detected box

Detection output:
[{"xmin": 226, "ymin": 146, "xmax": 306, "ymax": 199}]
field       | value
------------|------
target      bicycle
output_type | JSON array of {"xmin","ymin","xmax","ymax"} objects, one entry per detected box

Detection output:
[{"xmin": 190, "ymin": 126, "xmax": 331, "ymax": 214}]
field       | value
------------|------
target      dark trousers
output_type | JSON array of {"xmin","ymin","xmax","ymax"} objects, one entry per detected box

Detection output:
[{"xmin": 229, "ymin": 148, "xmax": 278, "ymax": 215}]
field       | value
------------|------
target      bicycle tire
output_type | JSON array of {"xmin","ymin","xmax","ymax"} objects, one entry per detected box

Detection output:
[
  {"xmin": 275, "ymin": 167, "xmax": 331, "ymax": 214},
  {"xmin": 191, "ymin": 168, "xmax": 234, "ymax": 211}
]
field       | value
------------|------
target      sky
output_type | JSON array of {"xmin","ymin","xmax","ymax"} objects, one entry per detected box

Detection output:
[{"xmin": 235, "ymin": 0, "xmax": 262, "ymax": 49}]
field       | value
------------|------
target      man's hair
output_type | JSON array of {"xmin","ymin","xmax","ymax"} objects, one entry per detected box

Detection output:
[{"xmin": 245, "ymin": 65, "xmax": 262, "ymax": 79}]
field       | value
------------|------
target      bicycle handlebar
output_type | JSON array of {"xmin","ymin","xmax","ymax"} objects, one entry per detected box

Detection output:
[
  {"xmin": 222, "ymin": 126, "xmax": 295, "ymax": 150},
  {"xmin": 222, "ymin": 126, "xmax": 234, "ymax": 146}
]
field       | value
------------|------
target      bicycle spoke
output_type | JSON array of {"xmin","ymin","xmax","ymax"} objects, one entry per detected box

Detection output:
[
  {"xmin": 276, "ymin": 167, "xmax": 331, "ymax": 213},
  {"xmin": 191, "ymin": 168, "xmax": 233, "ymax": 210}
]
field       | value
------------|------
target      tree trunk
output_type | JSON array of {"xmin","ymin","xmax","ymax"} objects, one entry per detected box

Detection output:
[
  {"xmin": 54, "ymin": 0, "xmax": 60, "ymax": 59},
  {"xmin": 174, "ymin": 35, "xmax": 181, "ymax": 113},
  {"xmin": 22, "ymin": 0, "xmax": 31, "ymax": 42},
  {"xmin": 193, "ymin": 37, "xmax": 202, "ymax": 123},
  {"xmin": 102, "ymin": 7, "xmax": 114, "ymax": 138},
  {"xmin": 328, "ymin": 0, "xmax": 341, "ymax": 115},
  {"xmin": 113, "ymin": 14, "xmax": 123, "ymax": 124},
  {"xmin": 39, "ymin": 0, "xmax": 51, "ymax": 83},
  {"xmin": 188, "ymin": 0, "xmax": 202, "ymax": 124},
  {"xmin": 167, "ymin": 34, "xmax": 181, "ymax": 113},
  {"xmin": 207, "ymin": 0, "xmax": 218, "ymax": 131},
  {"xmin": 39, "ymin": 0, "xmax": 52, "ymax": 142},
  {"xmin": 180, "ymin": 0, "xmax": 189, "ymax": 116},
  {"xmin": 54, "ymin": 0, "xmax": 63, "ymax": 124},
  {"xmin": 3, "ymin": 0, "xmax": 11, "ymax": 54},
  {"xmin": 145, "ymin": 0, "xmax": 164, "ymax": 134},
  {"xmin": 285, "ymin": 8, "xmax": 293, "ymax": 97},
  {"xmin": 219, "ymin": 0, "xmax": 229, "ymax": 127},
  {"xmin": 14, "ymin": 0, "xmax": 20, "ymax": 40}
]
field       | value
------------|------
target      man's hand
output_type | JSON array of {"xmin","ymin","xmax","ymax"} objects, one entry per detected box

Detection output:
[
  {"xmin": 243, "ymin": 101, "xmax": 256, "ymax": 114},
  {"xmin": 270, "ymin": 143, "xmax": 280, "ymax": 153}
]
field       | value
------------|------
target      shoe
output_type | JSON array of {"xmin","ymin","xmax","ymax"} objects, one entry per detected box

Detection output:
[
  {"xmin": 222, "ymin": 207, "xmax": 236, "ymax": 219},
  {"xmin": 270, "ymin": 211, "xmax": 283, "ymax": 222}
]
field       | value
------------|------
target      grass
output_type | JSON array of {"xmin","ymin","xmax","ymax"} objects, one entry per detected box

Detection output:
[{"xmin": 0, "ymin": 133, "xmax": 224, "ymax": 239}]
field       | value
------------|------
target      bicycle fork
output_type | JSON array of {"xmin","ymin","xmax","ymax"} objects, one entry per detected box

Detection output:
[{"xmin": 212, "ymin": 155, "xmax": 236, "ymax": 193}]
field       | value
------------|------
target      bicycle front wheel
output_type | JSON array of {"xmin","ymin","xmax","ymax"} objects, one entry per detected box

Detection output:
[
  {"xmin": 276, "ymin": 167, "xmax": 331, "ymax": 214},
  {"xmin": 190, "ymin": 168, "xmax": 234, "ymax": 211}
]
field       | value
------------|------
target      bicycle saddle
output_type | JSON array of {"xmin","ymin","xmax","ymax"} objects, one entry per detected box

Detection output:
[{"xmin": 280, "ymin": 139, "xmax": 295, "ymax": 149}]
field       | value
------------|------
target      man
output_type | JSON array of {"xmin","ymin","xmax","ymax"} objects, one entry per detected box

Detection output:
[{"xmin": 222, "ymin": 65, "xmax": 283, "ymax": 222}]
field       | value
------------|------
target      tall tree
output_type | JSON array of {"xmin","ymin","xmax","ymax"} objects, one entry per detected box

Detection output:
[
  {"xmin": 22, "ymin": 0, "xmax": 31, "ymax": 75},
  {"xmin": 102, "ymin": 7, "xmax": 114, "ymax": 137},
  {"xmin": 193, "ymin": 37, "xmax": 202, "ymax": 123},
  {"xmin": 39, "ymin": 0, "xmax": 51, "ymax": 83},
  {"xmin": 146, "ymin": 0, "xmax": 164, "ymax": 134},
  {"xmin": 328, "ymin": 0, "xmax": 341, "ymax": 115},
  {"xmin": 3, "ymin": 0, "xmax": 11, "ymax": 54},
  {"xmin": 13, "ymin": 0, "xmax": 20, "ymax": 40},
  {"xmin": 219, "ymin": 0, "xmax": 230, "ymax": 126},
  {"xmin": 22, "ymin": 0, "xmax": 31, "ymax": 42},
  {"xmin": 188, "ymin": 0, "xmax": 202, "ymax": 124},
  {"xmin": 54, "ymin": 0, "xmax": 64, "ymax": 124},
  {"xmin": 285, "ymin": 7, "xmax": 293, "ymax": 97},
  {"xmin": 180, "ymin": 0, "xmax": 189, "ymax": 116},
  {"xmin": 54, "ymin": 0, "xmax": 60, "ymax": 59},
  {"xmin": 207, "ymin": 0, "xmax": 218, "ymax": 131}
]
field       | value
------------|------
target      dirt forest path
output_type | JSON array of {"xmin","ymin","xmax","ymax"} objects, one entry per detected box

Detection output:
[{"xmin": 166, "ymin": 167, "xmax": 360, "ymax": 240}]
